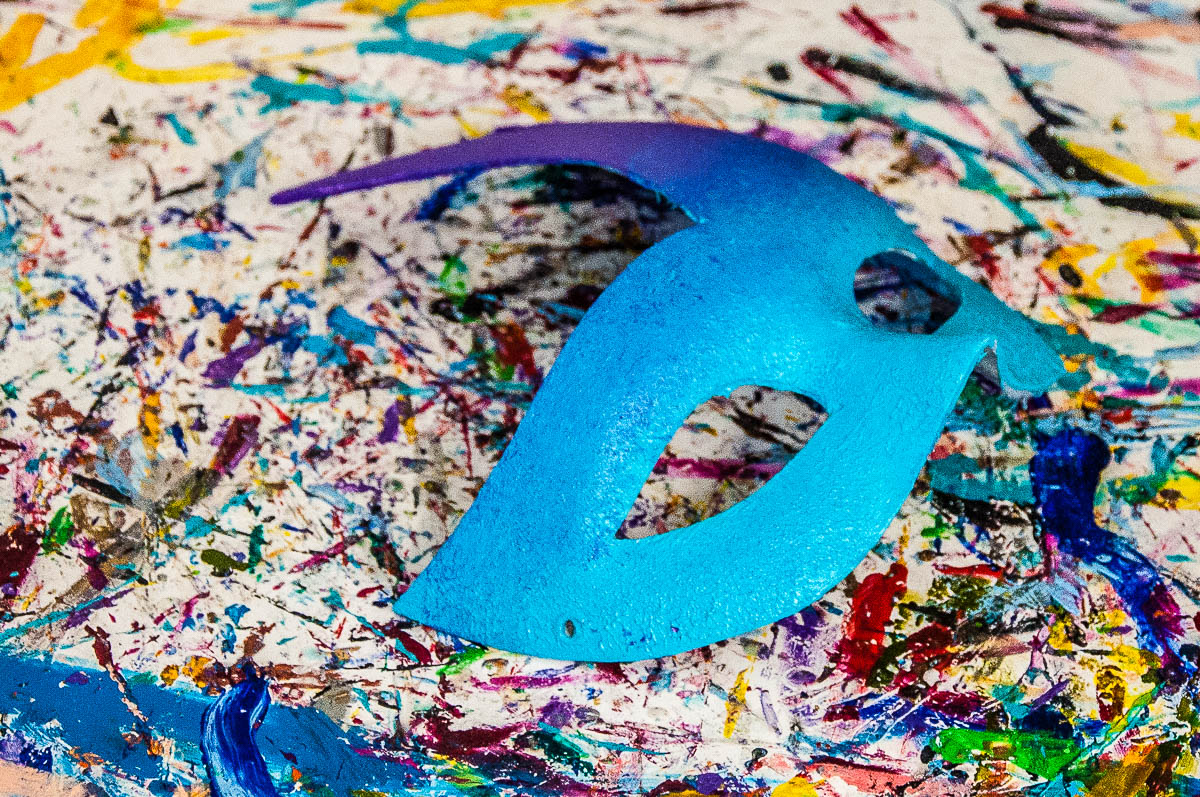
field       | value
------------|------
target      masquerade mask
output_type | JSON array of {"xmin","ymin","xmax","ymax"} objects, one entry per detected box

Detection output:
[{"xmin": 273, "ymin": 122, "xmax": 1063, "ymax": 662}]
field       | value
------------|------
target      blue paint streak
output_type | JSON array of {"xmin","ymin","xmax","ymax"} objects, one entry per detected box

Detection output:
[
  {"xmin": 161, "ymin": 113, "xmax": 196, "ymax": 146},
  {"xmin": 1030, "ymin": 429, "xmax": 1195, "ymax": 679},
  {"xmin": 248, "ymin": 75, "xmax": 402, "ymax": 115},
  {"xmin": 328, "ymin": 304, "xmax": 384, "ymax": 345},
  {"xmin": 215, "ymin": 135, "xmax": 267, "ymax": 200},
  {"xmin": 250, "ymin": 75, "xmax": 344, "ymax": 112},
  {"xmin": 180, "ymin": 329, "xmax": 199, "ymax": 361},
  {"xmin": 328, "ymin": 305, "xmax": 382, "ymax": 345},
  {"xmin": 357, "ymin": 32, "xmax": 526, "ymax": 63},
  {"xmin": 415, "ymin": 166, "xmax": 483, "ymax": 220},
  {"xmin": 173, "ymin": 233, "xmax": 229, "ymax": 251},
  {"xmin": 201, "ymin": 665, "xmax": 278, "ymax": 797},
  {"xmin": 301, "ymin": 334, "xmax": 348, "ymax": 365},
  {"xmin": 357, "ymin": 0, "xmax": 525, "ymax": 64},
  {"xmin": 0, "ymin": 654, "xmax": 422, "ymax": 793},
  {"xmin": 561, "ymin": 39, "xmax": 608, "ymax": 61},
  {"xmin": 189, "ymin": 291, "xmax": 243, "ymax": 323},
  {"xmin": 249, "ymin": 0, "xmax": 325, "ymax": 17}
]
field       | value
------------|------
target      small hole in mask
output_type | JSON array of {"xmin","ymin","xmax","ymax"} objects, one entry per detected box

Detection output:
[
  {"xmin": 616, "ymin": 386, "xmax": 827, "ymax": 540},
  {"xmin": 854, "ymin": 250, "xmax": 961, "ymax": 334},
  {"xmin": 563, "ymin": 619, "xmax": 576, "ymax": 637}
]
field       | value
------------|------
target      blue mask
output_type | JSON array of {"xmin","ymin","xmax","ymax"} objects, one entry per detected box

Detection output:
[{"xmin": 273, "ymin": 122, "xmax": 1063, "ymax": 662}]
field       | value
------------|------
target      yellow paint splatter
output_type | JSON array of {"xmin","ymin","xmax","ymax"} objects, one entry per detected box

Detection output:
[
  {"xmin": 181, "ymin": 655, "xmax": 215, "ymax": 687},
  {"xmin": 107, "ymin": 54, "xmax": 247, "ymax": 84},
  {"xmin": 140, "ymin": 391, "xmax": 162, "ymax": 461},
  {"xmin": 723, "ymin": 668, "xmax": 750, "ymax": 738},
  {"xmin": 1172, "ymin": 112, "xmax": 1200, "ymax": 141},
  {"xmin": 0, "ymin": 0, "xmax": 187, "ymax": 112},
  {"xmin": 1041, "ymin": 239, "xmax": 1169, "ymax": 304},
  {"xmin": 773, "ymin": 775, "xmax": 820, "ymax": 797},
  {"xmin": 344, "ymin": 0, "xmax": 574, "ymax": 18},
  {"xmin": 455, "ymin": 113, "xmax": 485, "ymax": 138},
  {"xmin": 1109, "ymin": 644, "xmax": 1157, "ymax": 677},
  {"xmin": 1047, "ymin": 613, "xmax": 1076, "ymax": 652},
  {"xmin": 501, "ymin": 84, "xmax": 552, "ymax": 121},
  {"xmin": 1088, "ymin": 745, "xmax": 1157, "ymax": 797},
  {"xmin": 0, "ymin": 0, "xmax": 356, "ymax": 109},
  {"xmin": 1109, "ymin": 238, "xmax": 1163, "ymax": 304},
  {"xmin": 160, "ymin": 664, "xmax": 180, "ymax": 686},
  {"xmin": 1153, "ymin": 471, "xmax": 1200, "ymax": 509},
  {"xmin": 180, "ymin": 27, "xmax": 244, "ymax": 45},
  {"xmin": 1041, "ymin": 243, "xmax": 1101, "ymax": 296},
  {"xmin": 32, "ymin": 291, "xmax": 66, "ymax": 312},
  {"xmin": 1061, "ymin": 140, "xmax": 1156, "ymax": 186}
]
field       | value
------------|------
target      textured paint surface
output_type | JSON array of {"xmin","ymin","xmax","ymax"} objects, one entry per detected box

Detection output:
[
  {"xmin": 4, "ymin": 0, "xmax": 1200, "ymax": 795},
  {"xmin": 201, "ymin": 666, "xmax": 279, "ymax": 797},
  {"xmin": 276, "ymin": 121, "xmax": 1061, "ymax": 660}
]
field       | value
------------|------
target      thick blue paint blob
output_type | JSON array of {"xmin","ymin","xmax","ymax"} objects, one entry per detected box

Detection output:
[
  {"xmin": 1030, "ymin": 429, "xmax": 1194, "ymax": 679},
  {"xmin": 0, "ymin": 655, "xmax": 418, "ymax": 793},
  {"xmin": 273, "ymin": 122, "xmax": 1065, "ymax": 661},
  {"xmin": 201, "ymin": 665, "xmax": 279, "ymax": 797}
]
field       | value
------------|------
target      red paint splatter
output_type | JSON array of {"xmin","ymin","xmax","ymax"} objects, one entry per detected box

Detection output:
[
  {"xmin": 0, "ymin": 524, "xmax": 41, "ymax": 595},
  {"xmin": 964, "ymin": 234, "xmax": 1003, "ymax": 283},
  {"xmin": 840, "ymin": 6, "xmax": 905, "ymax": 50},
  {"xmin": 397, "ymin": 631, "xmax": 433, "ymax": 665},
  {"xmin": 798, "ymin": 51, "xmax": 857, "ymax": 99},
  {"xmin": 835, "ymin": 563, "xmax": 907, "ymax": 679},
  {"xmin": 490, "ymin": 322, "xmax": 541, "ymax": 389},
  {"xmin": 1093, "ymin": 303, "xmax": 1157, "ymax": 323},
  {"xmin": 933, "ymin": 563, "xmax": 1004, "ymax": 579},
  {"xmin": 891, "ymin": 622, "xmax": 953, "ymax": 688}
]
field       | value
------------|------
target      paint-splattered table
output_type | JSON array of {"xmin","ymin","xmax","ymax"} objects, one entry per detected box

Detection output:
[{"xmin": 3, "ymin": 0, "xmax": 1200, "ymax": 795}]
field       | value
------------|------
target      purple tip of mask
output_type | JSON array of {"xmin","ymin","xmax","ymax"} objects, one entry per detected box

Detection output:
[
  {"xmin": 268, "ymin": 123, "xmax": 572, "ymax": 205},
  {"xmin": 268, "ymin": 122, "xmax": 722, "ymax": 206}
]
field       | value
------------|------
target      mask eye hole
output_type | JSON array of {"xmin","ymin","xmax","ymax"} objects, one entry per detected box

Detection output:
[
  {"xmin": 854, "ymin": 249, "xmax": 961, "ymax": 334},
  {"xmin": 616, "ymin": 386, "xmax": 828, "ymax": 540}
]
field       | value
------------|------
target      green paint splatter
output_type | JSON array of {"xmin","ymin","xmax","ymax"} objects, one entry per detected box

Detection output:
[
  {"xmin": 161, "ymin": 469, "xmax": 221, "ymax": 520},
  {"xmin": 519, "ymin": 727, "xmax": 595, "ymax": 776},
  {"xmin": 437, "ymin": 646, "xmax": 489, "ymax": 676},
  {"xmin": 438, "ymin": 254, "xmax": 470, "ymax": 305},
  {"xmin": 928, "ymin": 574, "xmax": 992, "ymax": 614},
  {"xmin": 201, "ymin": 548, "xmax": 250, "ymax": 576},
  {"xmin": 42, "ymin": 506, "xmax": 76, "ymax": 553},
  {"xmin": 1112, "ymin": 434, "xmax": 1200, "ymax": 506},
  {"xmin": 931, "ymin": 728, "xmax": 1081, "ymax": 780},
  {"xmin": 920, "ymin": 514, "xmax": 957, "ymax": 540},
  {"xmin": 248, "ymin": 524, "xmax": 265, "ymax": 570},
  {"xmin": 138, "ymin": 16, "xmax": 192, "ymax": 35}
]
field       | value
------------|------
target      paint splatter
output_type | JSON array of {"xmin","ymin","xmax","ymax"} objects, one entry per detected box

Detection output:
[{"xmin": 4, "ymin": 0, "xmax": 1200, "ymax": 795}]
